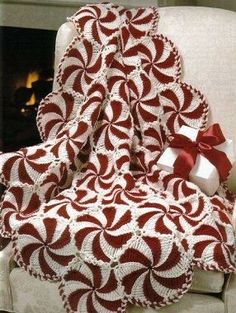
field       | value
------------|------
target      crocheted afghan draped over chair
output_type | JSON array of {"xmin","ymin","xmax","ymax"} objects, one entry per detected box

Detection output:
[{"xmin": 0, "ymin": 2, "xmax": 235, "ymax": 313}]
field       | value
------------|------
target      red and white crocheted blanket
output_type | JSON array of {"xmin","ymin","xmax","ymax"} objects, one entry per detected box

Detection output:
[{"xmin": 0, "ymin": 2, "xmax": 235, "ymax": 312}]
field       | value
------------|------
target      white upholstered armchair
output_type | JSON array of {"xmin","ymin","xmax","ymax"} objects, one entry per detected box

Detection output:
[{"xmin": 0, "ymin": 5, "xmax": 236, "ymax": 313}]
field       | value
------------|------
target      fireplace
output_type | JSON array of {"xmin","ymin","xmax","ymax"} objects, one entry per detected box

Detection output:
[{"xmin": 1, "ymin": 26, "xmax": 57, "ymax": 152}]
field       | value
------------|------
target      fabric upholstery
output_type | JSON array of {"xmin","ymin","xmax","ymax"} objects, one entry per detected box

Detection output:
[
  {"xmin": 222, "ymin": 274, "xmax": 236, "ymax": 313},
  {"xmin": 0, "ymin": 243, "xmax": 13, "ymax": 312},
  {"xmin": 190, "ymin": 268, "xmax": 225, "ymax": 293},
  {"xmin": 53, "ymin": 21, "xmax": 78, "ymax": 90},
  {"xmin": 10, "ymin": 268, "xmax": 65, "ymax": 313}
]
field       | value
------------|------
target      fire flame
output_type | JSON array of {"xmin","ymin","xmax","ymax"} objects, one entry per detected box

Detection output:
[{"xmin": 26, "ymin": 71, "xmax": 39, "ymax": 105}]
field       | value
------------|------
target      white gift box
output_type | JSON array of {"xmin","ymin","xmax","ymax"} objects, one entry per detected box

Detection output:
[{"xmin": 157, "ymin": 125, "xmax": 235, "ymax": 196}]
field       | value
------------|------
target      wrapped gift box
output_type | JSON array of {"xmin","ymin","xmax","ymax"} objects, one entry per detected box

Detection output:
[{"xmin": 157, "ymin": 125, "xmax": 235, "ymax": 196}]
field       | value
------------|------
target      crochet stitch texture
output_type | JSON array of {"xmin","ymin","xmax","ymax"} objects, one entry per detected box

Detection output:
[{"xmin": 0, "ymin": 2, "xmax": 235, "ymax": 312}]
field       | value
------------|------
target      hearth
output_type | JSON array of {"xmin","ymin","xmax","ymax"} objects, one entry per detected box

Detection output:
[{"xmin": 1, "ymin": 26, "xmax": 57, "ymax": 152}]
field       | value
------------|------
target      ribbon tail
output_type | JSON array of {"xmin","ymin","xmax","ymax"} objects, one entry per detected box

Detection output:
[
  {"xmin": 202, "ymin": 149, "xmax": 232, "ymax": 182},
  {"xmin": 173, "ymin": 148, "xmax": 198, "ymax": 180}
]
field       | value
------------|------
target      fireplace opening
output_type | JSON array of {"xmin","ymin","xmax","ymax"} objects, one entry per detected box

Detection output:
[{"xmin": 1, "ymin": 26, "xmax": 57, "ymax": 152}]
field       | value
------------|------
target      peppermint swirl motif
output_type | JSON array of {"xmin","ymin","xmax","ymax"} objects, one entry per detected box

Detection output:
[
  {"xmin": 94, "ymin": 99, "xmax": 132, "ymax": 151},
  {"xmin": 58, "ymin": 39, "xmax": 103, "ymax": 94},
  {"xmin": 13, "ymin": 218, "xmax": 75, "ymax": 279},
  {"xmin": 60, "ymin": 261, "xmax": 125, "ymax": 313},
  {"xmin": 1, "ymin": 147, "xmax": 51, "ymax": 185},
  {"xmin": 74, "ymin": 207, "xmax": 134, "ymax": 263},
  {"xmin": 38, "ymin": 91, "xmax": 80, "ymax": 141},
  {"xmin": 193, "ymin": 220, "xmax": 236, "ymax": 271},
  {"xmin": 1, "ymin": 186, "xmax": 40, "ymax": 236},
  {"xmin": 69, "ymin": 3, "xmax": 122, "ymax": 44},
  {"xmin": 138, "ymin": 35, "xmax": 181, "ymax": 84},
  {"xmin": 160, "ymin": 83, "xmax": 207, "ymax": 134},
  {"xmin": 117, "ymin": 234, "xmax": 192, "ymax": 307}
]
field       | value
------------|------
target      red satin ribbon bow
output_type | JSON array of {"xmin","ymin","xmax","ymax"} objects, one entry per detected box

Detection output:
[{"xmin": 169, "ymin": 124, "xmax": 232, "ymax": 182}]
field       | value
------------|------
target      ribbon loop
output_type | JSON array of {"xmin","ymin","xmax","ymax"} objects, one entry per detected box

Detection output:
[{"xmin": 197, "ymin": 123, "xmax": 226, "ymax": 146}]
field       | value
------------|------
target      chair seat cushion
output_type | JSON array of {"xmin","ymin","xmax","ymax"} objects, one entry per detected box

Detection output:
[{"xmin": 190, "ymin": 268, "xmax": 225, "ymax": 293}]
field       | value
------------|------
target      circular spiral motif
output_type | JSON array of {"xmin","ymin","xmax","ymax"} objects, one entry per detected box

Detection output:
[
  {"xmin": 78, "ymin": 82, "xmax": 106, "ymax": 127},
  {"xmin": 193, "ymin": 219, "xmax": 236, "ymax": 270},
  {"xmin": 103, "ymin": 184, "xmax": 148, "ymax": 206},
  {"xmin": 142, "ymin": 124, "xmax": 167, "ymax": 162},
  {"xmin": 129, "ymin": 73, "xmax": 161, "ymax": 129},
  {"xmin": 60, "ymin": 261, "xmax": 125, "ymax": 313},
  {"xmin": 69, "ymin": 4, "xmax": 121, "ymax": 44},
  {"xmin": 0, "ymin": 186, "xmax": 40, "ymax": 235},
  {"xmin": 138, "ymin": 35, "xmax": 181, "ymax": 84},
  {"xmin": 116, "ymin": 234, "xmax": 192, "ymax": 307},
  {"xmin": 50, "ymin": 122, "xmax": 90, "ymax": 163},
  {"xmin": 14, "ymin": 217, "xmax": 76, "ymax": 278},
  {"xmin": 38, "ymin": 91, "xmax": 81, "ymax": 141},
  {"xmin": 74, "ymin": 206, "xmax": 135, "ymax": 263},
  {"xmin": 94, "ymin": 99, "xmax": 132, "ymax": 151},
  {"xmin": 1, "ymin": 147, "xmax": 51, "ymax": 185},
  {"xmin": 162, "ymin": 172, "xmax": 197, "ymax": 200},
  {"xmin": 58, "ymin": 38, "xmax": 103, "ymax": 94},
  {"xmin": 160, "ymin": 83, "xmax": 208, "ymax": 134},
  {"xmin": 211, "ymin": 197, "xmax": 233, "ymax": 225},
  {"xmin": 125, "ymin": 8, "xmax": 158, "ymax": 39},
  {"xmin": 108, "ymin": 56, "xmax": 132, "ymax": 103},
  {"xmin": 78, "ymin": 154, "xmax": 115, "ymax": 192},
  {"xmin": 38, "ymin": 162, "xmax": 70, "ymax": 202}
]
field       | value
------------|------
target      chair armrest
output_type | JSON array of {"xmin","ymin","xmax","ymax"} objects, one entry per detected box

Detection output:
[
  {"xmin": 228, "ymin": 170, "xmax": 236, "ymax": 194},
  {"xmin": 222, "ymin": 273, "xmax": 236, "ymax": 313},
  {"xmin": 53, "ymin": 21, "xmax": 78, "ymax": 90},
  {"xmin": 0, "ymin": 240, "xmax": 13, "ymax": 312},
  {"xmin": 232, "ymin": 202, "xmax": 236, "ymax": 229}
]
